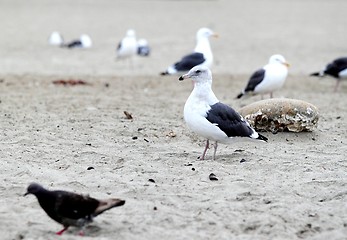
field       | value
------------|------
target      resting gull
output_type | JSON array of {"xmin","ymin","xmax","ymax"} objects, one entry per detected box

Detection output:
[
  {"xmin": 116, "ymin": 29, "xmax": 137, "ymax": 59},
  {"xmin": 237, "ymin": 54, "xmax": 289, "ymax": 99},
  {"xmin": 310, "ymin": 57, "xmax": 347, "ymax": 92},
  {"xmin": 63, "ymin": 34, "xmax": 92, "ymax": 48},
  {"xmin": 179, "ymin": 66, "xmax": 268, "ymax": 160},
  {"xmin": 161, "ymin": 28, "xmax": 217, "ymax": 75},
  {"xmin": 137, "ymin": 38, "xmax": 151, "ymax": 57}
]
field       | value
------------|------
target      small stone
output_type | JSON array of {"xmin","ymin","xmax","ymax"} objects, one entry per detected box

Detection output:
[
  {"xmin": 148, "ymin": 179, "xmax": 155, "ymax": 183},
  {"xmin": 240, "ymin": 159, "xmax": 246, "ymax": 163},
  {"xmin": 87, "ymin": 167, "xmax": 94, "ymax": 170},
  {"xmin": 209, "ymin": 173, "xmax": 218, "ymax": 181},
  {"xmin": 123, "ymin": 111, "xmax": 133, "ymax": 120}
]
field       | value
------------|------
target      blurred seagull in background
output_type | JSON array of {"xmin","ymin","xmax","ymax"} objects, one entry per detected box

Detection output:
[
  {"xmin": 116, "ymin": 29, "xmax": 137, "ymax": 60},
  {"xmin": 63, "ymin": 34, "xmax": 92, "ymax": 49},
  {"xmin": 48, "ymin": 31, "xmax": 64, "ymax": 46},
  {"xmin": 137, "ymin": 38, "xmax": 151, "ymax": 57},
  {"xmin": 161, "ymin": 28, "xmax": 218, "ymax": 75},
  {"xmin": 310, "ymin": 57, "xmax": 347, "ymax": 92},
  {"xmin": 236, "ymin": 54, "xmax": 289, "ymax": 99},
  {"xmin": 179, "ymin": 66, "xmax": 267, "ymax": 160}
]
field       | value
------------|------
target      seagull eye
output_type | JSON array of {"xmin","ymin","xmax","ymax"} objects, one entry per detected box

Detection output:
[{"xmin": 195, "ymin": 70, "xmax": 201, "ymax": 73}]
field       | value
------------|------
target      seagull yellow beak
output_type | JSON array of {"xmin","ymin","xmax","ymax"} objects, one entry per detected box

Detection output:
[
  {"xmin": 212, "ymin": 33, "xmax": 219, "ymax": 38},
  {"xmin": 283, "ymin": 62, "xmax": 290, "ymax": 67}
]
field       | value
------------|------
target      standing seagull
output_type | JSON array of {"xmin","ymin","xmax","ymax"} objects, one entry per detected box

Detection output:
[
  {"xmin": 116, "ymin": 29, "xmax": 137, "ymax": 60},
  {"xmin": 24, "ymin": 183, "xmax": 125, "ymax": 236},
  {"xmin": 179, "ymin": 66, "xmax": 268, "ymax": 160},
  {"xmin": 310, "ymin": 57, "xmax": 347, "ymax": 92},
  {"xmin": 63, "ymin": 34, "xmax": 92, "ymax": 49},
  {"xmin": 237, "ymin": 54, "xmax": 290, "ymax": 99},
  {"xmin": 161, "ymin": 28, "xmax": 218, "ymax": 75}
]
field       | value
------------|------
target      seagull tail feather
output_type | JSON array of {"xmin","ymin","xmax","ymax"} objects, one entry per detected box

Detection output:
[
  {"xmin": 310, "ymin": 72, "xmax": 324, "ymax": 77},
  {"xmin": 160, "ymin": 71, "xmax": 169, "ymax": 76},
  {"xmin": 236, "ymin": 92, "xmax": 244, "ymax": 99},
  {"xmin": 257, "ymin": 133, "xmax": 268, "ymax": 142}
]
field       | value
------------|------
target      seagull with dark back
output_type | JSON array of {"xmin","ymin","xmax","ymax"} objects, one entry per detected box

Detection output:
[
  {"xmin": 161, "ymin": 28, "xmax": 218, "ymax": 75},
  {"xmin": 310, "ymin": 57, "xmax": 347, "ymax": 92},
  {"xmin": 179, "ymin": 66, "xmax": 268, "ymax": 160},
  {"xmin": 24, "ymin": 183, "xmax": 125, "ymax": 236},
  {"xmin": 236, "ymin": 54, "xmax": 289, "ymax": 99}
]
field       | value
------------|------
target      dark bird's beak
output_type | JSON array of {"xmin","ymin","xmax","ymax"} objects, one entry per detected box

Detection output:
[{"xmin": 24, "ymin": 192, "xmax": 29, "ymax": 196}]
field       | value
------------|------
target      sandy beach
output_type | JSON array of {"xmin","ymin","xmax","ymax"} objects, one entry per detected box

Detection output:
[{"xmin": 0, "ymin": 0, "xmax": 346, "ymax": 239}]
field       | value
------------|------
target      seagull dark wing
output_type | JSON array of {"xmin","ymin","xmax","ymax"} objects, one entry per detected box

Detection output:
[
  {"xmin": 244, "ymin": 68, "xmax": 266, "ymax": 92},
  {"xmin": 206, "ymin": 102, "xmax": 254, "ymax": 138},
  {"xmin": 117, "ymin": 41, "xmax": 122, "ymax": 51},
  {"xmin": 173, "ymin": 52, "xmax": 205, "ymax": 72},
  {"xmin": 324, "ymin": 57, "xmax": 347, "ymax": 78},
  {"xmin": 66, "ymin": 40, "xmax": 82, "ymax": 48}
]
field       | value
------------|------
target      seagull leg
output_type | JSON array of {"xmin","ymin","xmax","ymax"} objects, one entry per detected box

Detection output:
[
  {"xmin": 78, "ymin": 227, "xmax": 85, "ymax": 236},
  {"xmin": 212, "ymin": 141, "xmax": 218, "ymax": 160},
  {"xmin": 270, "ymin": 92, "xmax": 273, "ymax": 98},
  {"xmin": 334, "ymin": 80, "xmax": 340, "ymax": 92},
  {"xmin": 56, "ymin": 226, "xmax": 69, "ymax": 235},
  {"xmin": 78, "ymin": 225, "xmax": 85, "ymax": 237},
  {"xmin": 200, "ymin": 139, "xmax": 209, "ymax": 160}
]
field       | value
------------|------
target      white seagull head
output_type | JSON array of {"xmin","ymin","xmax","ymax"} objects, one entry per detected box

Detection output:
[
  {"xmin": 126, "ymin": 29, "xmax": 136, "ymax": 38},
  {"xmin": 196, "ymin": 28, "xmax": 218, "ymax": 41},
  {"xmin": 179, "ymin": 66, "xmax": 212, "ymax": 84},
  {"xmin": 49, "ymin": 31, "xmax": 64, "ymax": 46},
  {"xmin": 137, "ymin": 38, "xmax": 148, "ymax": 47},
  {"xmin": 268, "ymin": 54, "xmax": 290, "ymax": 67},
  {"xmin": 80, "ymin": 34, "xmax": 92, "ymax": 48}
]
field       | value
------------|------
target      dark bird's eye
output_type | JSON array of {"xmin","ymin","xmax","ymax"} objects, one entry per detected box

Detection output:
[{"xmin": 196, "ymin": 70, "xmax": 201, "ymax": 73}]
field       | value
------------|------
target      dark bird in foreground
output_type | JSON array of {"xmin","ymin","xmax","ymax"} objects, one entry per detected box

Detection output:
[
  {"xmin": 310, "ymin": 57, "xmax": 347, "ymax": 92},
  {"xmin": 24, "ymin": 183, "xmax": 125, "ymax": 235}
]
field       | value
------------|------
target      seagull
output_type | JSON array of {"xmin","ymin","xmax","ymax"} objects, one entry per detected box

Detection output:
[
  {"xmin": 63, "ymin": 34, "xmax": 92, "ymax": 48},
  {"xmin": 310, "ymin": 57, "xmax": 347, "ymax": 92},
  {"xmin": 137, "ymin": 38, "xmax": 150, "ymax": 57},
  {"xmin": 48, "ymin": 31, "xmax": 64, "ymax": 46},
  {"xmin": 179, "ymin": 66, "xmax": 268, "ymax": 160},
  {"xmin": 161, "ymin": 28, "xmax": 218, "ymax": 75},
  {"xmin": 116, "ymin": 29, "xmax": 137, "ymax": 59},
  {"xmin": 236, "ymin": 54, "xmax": 290, "ymax": 99},
  {"xmin": 24, "ymin": 183, "xmax": 125, "ymax": 236}
]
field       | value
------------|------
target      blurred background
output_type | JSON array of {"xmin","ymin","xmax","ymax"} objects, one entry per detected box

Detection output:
[{"xmin": 0, "ymin": 0, "xmax": 346, "ymax": 76}]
